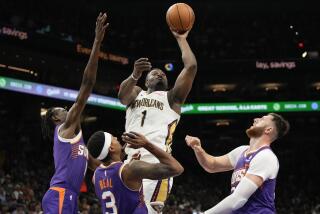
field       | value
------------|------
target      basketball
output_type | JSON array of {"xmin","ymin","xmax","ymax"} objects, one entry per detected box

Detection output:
[{"xmin": 166, "ymin": 3, "xmax": 195, "ymax": 34}]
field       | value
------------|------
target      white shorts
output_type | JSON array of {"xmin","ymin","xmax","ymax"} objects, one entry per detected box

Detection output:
[
  {"xmin": 124, "ymin": 153, "xmax": 173, "ymax": 213},
  {"xmin": 143, "ymin": 178, "xmax": 173, "ymax": 214}
]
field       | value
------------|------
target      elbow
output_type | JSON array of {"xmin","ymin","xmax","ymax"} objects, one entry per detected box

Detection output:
[
  {"xmin": 117, "ymin": 91, "xmax": 128, "ymax": 105},
  {"xmin": 186, "ymin": 64, "xmax": 197, "ymax": 73},
  {"xmin": 203, "ymin": 166, "xmax": 216, "ymax": 174},
  {"xmin": 117, "ymin": 91, "xmax": 124, "ymax": 103},
  {"xmin": 118, "ymin": 96, "xmax": 129, "ymax": 106},
  {"xmin": 229, "ymin": 194, "xmax": 248, "ymax": 210},
  {"xmin": 177, "ymin": 164, "xmax": 184, "ymax": 175},
  {"xmin": 173, "ymin": 164, "xmax": 184, "ymax": 177},
  {"xmin": 117, "ymin": 87, "xmax": 123, "ymax": 100},
  {"xmin": 204, "ymin": 168, "xmax": 215, "ymax": 174}
]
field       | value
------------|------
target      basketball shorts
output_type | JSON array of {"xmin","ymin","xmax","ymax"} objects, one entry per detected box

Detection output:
[
  {"xmin": 125, "ymin": 152, "xmax": 174, "ymax": 214},
  {"xmin": 143, "ymin": 178, "xmax": 173, "ymax": 214},
  {"xmin": 42, "ymin": 187, "xmax": 78, "ymax": 214}
]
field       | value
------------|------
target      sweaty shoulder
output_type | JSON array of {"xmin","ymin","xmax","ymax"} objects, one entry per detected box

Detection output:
[
  {"xmin": 247, "ymin": 149, "xmax": 279, "ymax": 181},
  {"xmin": 227, "ymin": 145, "xmax": 250, "ymax": 168}
]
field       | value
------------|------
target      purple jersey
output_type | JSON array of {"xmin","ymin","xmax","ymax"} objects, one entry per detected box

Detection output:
[
  {"xmin": 93, "ymin": 162, "xmax": 148, "ymax": 214},
  {"xmin": 49, "ymin": 125, "xmax": 88, "ymax": 194},
  {"xmin": 231, "ymin": 146, "xmax": 277, "ymax": 214}
]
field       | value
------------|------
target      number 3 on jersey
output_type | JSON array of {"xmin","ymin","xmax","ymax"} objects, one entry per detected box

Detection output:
[
  {"xmin": 102, "ymin": 191, "xmax": 118, "ymax": 214},
  {"xmin": 141, "ymin": 110, "xmax": 147, "ymax": 127}
]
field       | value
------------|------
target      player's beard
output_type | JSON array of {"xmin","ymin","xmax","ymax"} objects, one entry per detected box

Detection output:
[
  {"xmin": 246, "ymin": 126, "xmax": 265, "ymax": 138},
  {"xmin": 153, "ymin": 80, "xmax": 167, "ymax": 91}
]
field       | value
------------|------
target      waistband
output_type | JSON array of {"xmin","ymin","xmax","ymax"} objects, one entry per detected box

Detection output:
[{"xmin": 50, "ymin": 185, "xmax": 78, "ymax": 195}]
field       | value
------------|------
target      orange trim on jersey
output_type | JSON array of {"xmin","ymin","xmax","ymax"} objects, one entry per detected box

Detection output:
[{"xmin": 50, "ymin": 187, "xmax": 66, "ymax": 214}]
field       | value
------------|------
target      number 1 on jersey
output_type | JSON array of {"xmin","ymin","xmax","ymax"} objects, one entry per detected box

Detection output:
[{"xmin": 141, "ymin": 110, "xmax": 147, "ymax": 127}]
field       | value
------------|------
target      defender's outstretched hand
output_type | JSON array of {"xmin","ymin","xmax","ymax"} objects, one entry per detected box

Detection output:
[
  {"xmin": 95, "ymin": 12, "xmax": 109, "ymax": 42},
  {"xmin": 185, "ymin": 135, "xmax": 202, "ymax": 151}
]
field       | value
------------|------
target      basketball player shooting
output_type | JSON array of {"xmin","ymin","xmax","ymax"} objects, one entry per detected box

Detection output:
[
  {"xmin": 86, "ymin": 131, "xmax": 183, "ymax": 214},
  {"xmin": 117, "ymin": 27, "xmax": 197, "ymax": 214},
  {"xmin": 185, "ymin": 113, "xmax": 290, "ymax": 214},
  {"xmin": 41, "ymin": 13, "xmax": 108, "ymax": 214}
]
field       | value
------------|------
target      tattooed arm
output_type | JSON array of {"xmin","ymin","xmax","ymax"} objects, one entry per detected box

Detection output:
[{"xmin": 120, "ymin": 132, "xmax": 184, "ymax": 190}]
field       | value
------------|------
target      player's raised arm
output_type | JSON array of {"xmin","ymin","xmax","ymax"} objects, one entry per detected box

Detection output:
[
  {"xmin": 185, "ymin": 135, "xmax": 233, "ymax": 173},
  {"xmin": 121, "ymin": 132, "xmax": 184, "ymax": 181},
  {"xmin": 168, "ymin": 30, "xmax": 197, "ymax": 108},
  {"xmin": 60, "ymin": 13, "xmax": 109, "ymax": 138},
  {"xmin": 118, "ymin": 58, "xmax": 152, "ymax": 105}
]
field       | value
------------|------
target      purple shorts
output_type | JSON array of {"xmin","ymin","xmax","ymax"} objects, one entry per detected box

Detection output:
[{"xmin": 42, "ymin": 187, "xmax": 78, "ymax": 214}]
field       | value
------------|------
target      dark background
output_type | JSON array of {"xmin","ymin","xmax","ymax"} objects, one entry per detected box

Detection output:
[{"xmin": 0, "ymin": 0, "xmax": 319, "ymax": 213}]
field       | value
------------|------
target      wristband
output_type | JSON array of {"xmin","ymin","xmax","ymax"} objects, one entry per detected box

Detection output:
[{"xmin": 131, "ymin": 73, "xmax": 139, "ymax": 81}]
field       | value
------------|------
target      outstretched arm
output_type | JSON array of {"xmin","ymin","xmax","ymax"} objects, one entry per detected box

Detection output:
[
  {"xmin": 204, "ymin": 175, "xmax": 261, "ymax": 214},
  {"xmin": 118, "ymin": 58, "xmax": 152, "ymax": 105},
  {"xmin": 122, "ymin": 132, "xmax": 184, "ymax": 181},
  {"xmin": 60, "ymin": 13, "xmax": 109, "ymax": 138},
  {"xmin": 168, "ymin": 30, "xmax": 197, "ymax": 108},
  {"xmin": 185, "ymin": 135, "xmax": 233, "ymax": 173}
]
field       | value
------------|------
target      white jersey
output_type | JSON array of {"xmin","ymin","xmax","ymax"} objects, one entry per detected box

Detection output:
[
  {"xmin": 125, "ymin": 90, "xmax": 180, "ymax": 163},
  {"xmin": 228, "ymin": 145, "xmax": 279, "ymax": 191}
]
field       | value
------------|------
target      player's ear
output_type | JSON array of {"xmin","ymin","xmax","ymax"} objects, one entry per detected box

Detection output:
[
  {"xmin": 265, "ymin": 126, "xmax": 273, "ymax": 135},
  {"xmin": 109, "ymin": 144, "xmax": 115, "ymax": 152},
  {"xmin": 145, "ymin": 72, "xmax": 151, "ymax": 88},
  {"xmin": 51, "ymin": 113, "xmax": 60, "ymax": 123}
]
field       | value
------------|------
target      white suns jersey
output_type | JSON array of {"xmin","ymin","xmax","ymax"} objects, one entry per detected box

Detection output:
[{"xmin": 125, "ymin": 90, "xmax": 180, "ymax": 163}]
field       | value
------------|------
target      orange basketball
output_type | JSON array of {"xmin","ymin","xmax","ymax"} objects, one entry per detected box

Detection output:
[{"xmin": 166, "ymin": 3, "xmax": 195, "ymax": 34}]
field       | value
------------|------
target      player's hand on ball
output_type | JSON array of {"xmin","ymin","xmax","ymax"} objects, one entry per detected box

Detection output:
[
  {"xmin": 132, "ymin": 58, "xmax": 152, "ymax": 80},
  {"xmin": 122, "ymin": 132, "xmax": 149, "ymax": 149},
  {"xmin": 170, "ymin": 28, "xmax": 189, "ymax": 39},
  {"xmin": 185, "ymin": 135, "xmax": 201, "ymax": 150},
  {"xmin": 95, "ymin": 12, "xmax": 109, "ymax": 43}
]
